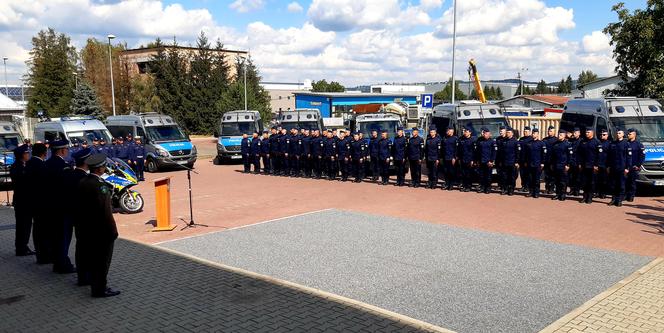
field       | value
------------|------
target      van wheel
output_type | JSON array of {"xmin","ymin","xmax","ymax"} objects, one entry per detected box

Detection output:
[
  {"xmin": 213, "ymin": 156, "xmax": 222, "ymax": 165},
  {"xmin": 146, "ymin": 158, "xmax": 158, "ymax": 173}
]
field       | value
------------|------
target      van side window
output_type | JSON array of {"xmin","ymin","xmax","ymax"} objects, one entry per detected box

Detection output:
[
  {"xmin": 136, "ymin": 127, "xmax": 146, "ymax": 140},
  {"xmin": 596, "ymin": 117, "xmax": 607, "ymax": 134}
]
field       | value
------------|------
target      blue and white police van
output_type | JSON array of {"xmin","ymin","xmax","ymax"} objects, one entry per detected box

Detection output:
[
  {"xmin": 0, "ymin": 121, "xmax": 24, "ymax": 185},
  {"xmin": 34, "ymin": 116, "xmax": 113, "ymax": 144},
  {"xmin": 432, "ymin": 101, "xmax": 510, "ymax": 137},
  {"xmin": 277, "ymin": 108, "xmax": 324, "ymax": 132},
  {"xmin": 105, "ymin": 113, "xmax": 196, "ymax": 172},
  {"xmin": 214, "ymin": 110, "xmax": 262, "ymax": 164},
  {"xmin": 561, "ymin": 97, "xmax": 664, "ymax": 188}
]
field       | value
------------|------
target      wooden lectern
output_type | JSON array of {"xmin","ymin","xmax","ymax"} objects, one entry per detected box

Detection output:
[{"xmin": 151, "ymin": 177, "xmax": 176, "ymax": 231}]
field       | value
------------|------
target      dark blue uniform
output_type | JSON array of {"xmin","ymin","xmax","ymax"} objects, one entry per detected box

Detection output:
[
  {"xmin": 474, "ymin": 137, "xmax": 497, "ymax": 193},
  {"xmin": 311, "ymin": 135, "xmax": 324, "ymax": 178},
  {"xmin": 626, "ymin": 139, "xmax": 645, "ymax": 201},
  {"xmin": 608, "ymin": 139, "xmax": 631, "ymax": 205},
  {"xmin": 407, "ymin": 135, "xmax": 425, "ymax": 187},
  {"xmin": 66, "ymin": 167, "xmax": 91, "ymax": 285},
  {"xmin": 286, "ymin": 134, "xmax": 301, "ymax": 177},
  {"xmin": 392, "ymin": 135, "xmax": 407, "ymax": 186},
  {"xmin": 425, "ymin": 135, "xmax": 442, "ymax": 188},
  {"xmin": 25, "ymin": 156, "xmax": 49, "ymax": 264},
  {"xmin": 518, "ymin": 135, "xmax": 533, "ymax": 191},
  {"xmin": 543, "ymin": 134, "xmax": 558, "ymax": 193},
  {"xmin": 260, "ymin": 137, "xmax": 271, "ymax": 174},
  {"xmin": 442, "ymin": 135, "xmax": 458, "ymax": 189},
  {"xmin": 269, "ymin": 132, "xmax": 280, "ymax": 174},
  {"xmin": 44, "ymin": 154, "xmax": 75, "ymax": 273},
  {"xmin": 131, "ymin": 143, "xmax": 146, "ymax": 181},
  {"xmin": 551, "ymin": 139, "xmax": 575, "ymax": 200},
  {"xmin": 114, "ymin": 143, "xmax": 130, "ymax": 163},
  {"xmin": 457, "ymin": 135, "xmax": 476, "ymax": 191},
  {"xmin": 350, "ymin": 138, "xmax": 366, "ymax": 182},
  {"xmin": 499, "ymin": 137, "xmax": 520, "ymax": 195},
  {"xmin": 596, "ymin": 138, "xmax": 611, "ymax": 198},
  {"xmin": 525, "ymin": 139, "xmax": 547, "ymax": 197},
  {"xmin": 277, "ymin": 133, "xmax": 288, "ymax": 175},
  {"xmin": 369, "ymin": 136, "xmax": 380, "ymax": 180},
  {"xmin": 250, "ymin": 136, "xmax": 261, "ymax": 173},
  {"xmin": 377, "ymin": 137, "xmax": 392, "ymax": 185},
  {"xmin": 568, "ymin": 137, "xmax": 581, "ymax": 195},
  {"xmin": 241, "ymin": 137, "xmax": 251, "ymax": 173},
  {"xmin": 337, "ymin": 136, "xmax": 351, "ymax": 181},
  {"xmin": 323, "ymin": 136, "xmax": 337, "ymax": 180},
  {"xmin": 10, "ymin": 152, "xmax": 31, "ymax": 255},
  {"xmin": 300, "ymin": 134, "xmax": 311, "ymax": 177},
  {"xmin": 577, "ymin": 136, "xmax": 601, "ymax": 203}
]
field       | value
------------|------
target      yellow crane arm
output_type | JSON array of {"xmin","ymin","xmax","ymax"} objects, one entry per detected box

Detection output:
[{"xmin": 468, "ymin": 59, "xmax": 487, "ymax": 103}]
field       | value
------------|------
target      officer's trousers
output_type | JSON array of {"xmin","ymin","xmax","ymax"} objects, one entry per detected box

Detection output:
[
  {"xmin": 53, "ymin": 216, "xmax": 74, "ymax": 272},
  {"xmin": 270, "ymin": 154, "xmax": 278, "ymax": 174},
  {"xmin": 544, "ymin": 164, "xmax": 555, "ymax": 192},
  {"xmin": 625, "ymin": 169, "xmax": 639, "ymax": 199},
  {"xmin": 326, "ymin": 157, "xmax": 336, "ymax": 180},
  {"xmin": 339, "ymin": 157, "xmax": 349, "ymax": 180},
  {"xmin": 394, "ymin": 159, "xmax": 406, "ymax": 185},
  {"xmin": 596, "ymin": 167, "xmax": 609, "ymax": 196},
  {"xmin": 409, "ymin": 160, "xmax": 422, "ymax": 186},
  {"xmin": 554, "ymin": 167, "xmax": 568, "ymax": 198},
  {"xmin": 301, "ymin": 156, "xmax": 310, "ymax": 177},
  {"xmin": 529, "ymin": 166, "xmax": 543, "ymax": 196},
  {"xmin": 519, "ymin": 163, "xmax": 530, "ymax": 190},
  {"xmin": 14, "ymin": 203, "xmax": 32, "ymax": 254},
  {"xmin": 90, "ymin": 239, "xmax": 115, "ymax": 296},
  {"xmin": 352, "ymin": 159, "xmax": 364, "ymax": 181},
  {"xmin": 242, "ymin": 154, "xmax": 251, "ymax": 172},
  {"xmin": 460, "ymin": 162, "xmax": 473, "ymax": 189},
  {"xmin": 289, "ymin": 155, "xmax": 299, "ymax": 176},
  {"xmin": 426, "ymin": 160, "xmax": 438, "ymax": 187},
  {"xmin": 282, "ymin": 154, "xmax": 290, "ymax": 175},
  {"xmin": 74, "ymin": 224, "xmax": 90, "ymax": 285},
  {"xmin": 32, "ymin": 214, "xmax": 52, "ymax": 264},
  {"xmin": 569, "ymin": 165, "xmax": 581, "ymax": 194},
  {"xmin": 501, "ymin": 165, "xmax": 517, "ymax": 192},
  {"xmin": 610, "ymin": 169, "xmax": 626, "ymax": 202},
  {"xmin": 380, "ymin": 159, "xmax": 390, "ymax": 184},
  {"xmin": 443, "ymin": 160, "xmax": 455, "ymax": 187},
  {"xmin": 479, "ymin": 163, "xmax": 493, "ymax": 191},
  {"xmin": 370, "ymin": 157, "xmax": 380, "ymax": 179},
  {"xmin": 582, "ymin": 168, "xmax": 597, "ymax": 202},
  {"xmin": 252, "ymin": 154, "xmax": 261, "ymax": 173},
  {"xmin": 314, "ymin": 156, "xmax": 323, "ymax": 177},
  {"xmin": 135, "ymin": 160, "xmax": 145, "ymax": 180}
]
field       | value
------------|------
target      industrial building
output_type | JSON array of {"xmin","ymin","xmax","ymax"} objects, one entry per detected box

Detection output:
[
  {"xmin": 498, "ymin": 95, "xmax": 569, "ymax": 110},
  {"xmin": 261, "ymin": 80, "xmax": 312, "ymax": 113},
  {"xmin": 575, "ymin": 75, "xmax": 624, "ymax": 98},
  {"xmin": 294, "ymin": 92, "xmax": 419, "ymax": 118}
]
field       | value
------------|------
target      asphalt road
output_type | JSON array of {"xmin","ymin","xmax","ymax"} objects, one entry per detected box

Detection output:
[{"xmin": 161, "ymin": 209, "xmax": 651, "ymax": 333}]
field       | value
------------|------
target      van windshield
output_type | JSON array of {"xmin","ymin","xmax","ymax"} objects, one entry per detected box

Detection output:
[
  {"xmin": 221, "ymin": 122, "xmax": 256, "ymax": 137},
  {"xmin": 460, "ymin": 119, "xmax": 509, "ymax": 137},
  {"xmin": 281, "ymin": 121, "xmax": 320, "ymax": 131},
  {"xmin": 561, "ymin": 113, "xmax": 595, "ymax": 133},
  {"xmin": 358, "ymin": 121, "xmax": 399, "ymax": 139},
  {"xmin": 146, "ymin": 125, "xmax": 187, "ymax": 142},
  {"xmin": 0, "ymin": 135, "xmax": 21, "ymax": 151},
  {"xmin": 611, "ymin": 117, "xmax": 664, "ymax": 142},
  {"xmin": 67, "ymin": 130, "xmax": 112, "ymax": 145}
]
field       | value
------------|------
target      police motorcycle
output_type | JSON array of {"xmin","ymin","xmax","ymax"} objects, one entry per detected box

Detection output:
[{"xmin": 103, "ymin": 157, "xmax": 144, "ymax": 214}]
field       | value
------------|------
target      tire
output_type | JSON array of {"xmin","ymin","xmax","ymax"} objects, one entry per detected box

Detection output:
[
  {"xmin": 146, "ymin": 158, "xmax": 158, "ymax": 173},
  {"xmin": 119, "ymin": 190, "xmax": 144, "ymax": 214},
  {"xmin": 213, "ymin": 156, "xmax": 222, "ymax": 165}
]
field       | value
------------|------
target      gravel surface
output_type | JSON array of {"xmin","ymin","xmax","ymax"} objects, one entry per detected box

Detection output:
[{"xmin": 161, "ymin": 209, "xmax": 651, "ymax": 333}]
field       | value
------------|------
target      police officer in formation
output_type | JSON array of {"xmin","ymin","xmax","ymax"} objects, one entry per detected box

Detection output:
[
  {"xmin": 237, "ymin": 125, "xmax": 646, "ymax": 206},
  {"xmin": 240, "ymin": 133, "xmax": 252, "ymax": 173},
  {"xmin": 10, "ymin": 144, "xmax": 34, "ymax": 256}
]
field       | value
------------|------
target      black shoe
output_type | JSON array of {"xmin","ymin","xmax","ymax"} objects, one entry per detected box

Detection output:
[
  {"xmin": 599, "ymin": 194, "xmax": 606, "ymax": 199},
  {"xmin": 608, "ymin": 200, "xmax": 615, "ymax": 206},
  {"xmin": 16, "ymin": 249, "xmax": 36, "ymax": 256},
  {"xmin": 413, "ymin": 184, "xmax": 419, "ymax": 188},
  {"xmin": 462, "ymin": 188, "xmax": 470, "ymax": 192},
  {"xmin": 92, "ymin": 288, "xmax": 121, "ymax": 298},
  {"xmin": 616, "ymin": 201, "xmax": 623, "ymax": 207},
  {"xmin": 552, "ymin": 196, "xmax": 559, "ymax": 201},
  {"xmin": 626, "ymin": 197, "xmax": 634, "ymax": 202},
  {"xmin": 560, "ymin": 195, "xmax": 566, "ymax": 201},
  {"xmin": 533, "ymin": 193, "xmax": 540, "ymax": 198}
]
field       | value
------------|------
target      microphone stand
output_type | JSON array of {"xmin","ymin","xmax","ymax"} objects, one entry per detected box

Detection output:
[{"xmin": 163, "ymin": 157, "xmax": 207, "ymax": 231}]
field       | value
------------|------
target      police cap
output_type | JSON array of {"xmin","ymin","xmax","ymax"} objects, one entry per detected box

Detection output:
[
  {"xmin": 499, "ymin": 125, "xmax": 506, "ymax": 130},
  {"xmin": 481, "ymin": 127, "xmax": 490, "ymax": 133},
  {"xmin": 600, "ymin": 129, "xmax": 608, "ymax": 134},
  {"xmin": 615, "ymin": 127, "xmax": 624, "ymax": 133},
  {"xmin": 381, "ymin": 129, "xmax": 388, "ymax": 133},
  {"xmin": 411, "ymin": 127, "xmax": 419, "ymax": 131},
  {"xmin": 429, "ymin": 125, "xmax": 437, "ymax": 131},
  {"xmin": 548, "ymin": 125, "xmax": 555, "ymax": 130},
  {"xmin": 72, "ymin": 147, "xmax": 92, "ymax": 163},
  {"xmin": 13, "ymin": 144, "xmax": 29, "ymax": 156},
  {"xmin": 573, "ymin": 127, "xmax": 580, "ymax": 132},
  {"xmin": 559, "ymin": 129, "xmax": 568, "ymax": 134},
  {"xmin": 532, "ymin": 128, "xmax": 539, "ymax": 133},
  {"xmin": 506, "ymin": 127, "xmax": 514, "ymax": 132},
  {"xmin": 447, "ymin": 125, "xmax": 454, "ymax": 130},
  {"xmin": 370, "ymin": 128, "xmax": 378, "ymax": 132},
  {"xmin": 586, "ymin": 128, "xmax": 595, "ymax": 132},
  {"xmin": 524, "ymin": 126, "xmax": 531, "ymax": 131},
  {"xmin": 50, "ymin": 139, "xmax": 70, "ymax": 149},
  {"xmin": 627, "ymin": 128, "xmax": 637, "ymax": 134},
  {"xmin": 86, "ymin": 153, "xmax": 107, "ymax": 168},
  {"xmin": 397, "ymin": 126, "xmax": 404, "ymax": 131}
]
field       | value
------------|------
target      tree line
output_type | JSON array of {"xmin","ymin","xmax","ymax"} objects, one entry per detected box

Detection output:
[{"xmin": 26, "ymin": 28, "xmax": 270, "ymax": 135}]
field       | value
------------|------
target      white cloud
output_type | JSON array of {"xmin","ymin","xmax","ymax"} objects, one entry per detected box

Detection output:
[
  {"xmin": 582, "ymin": 30, "xmax": 611, "ymax": 53},
  {"xmin": 287, "ymin": 2, "xmax": 304, "ymax": 13},
  {"xmin": 420, "ymin": 0, "xmax": 444, "ymax": 10},
  {"xmin": 229, "ymin": 0, "xmax": 265, "ymax": 13}
]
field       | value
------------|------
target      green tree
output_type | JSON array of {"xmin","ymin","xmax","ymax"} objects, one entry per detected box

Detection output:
[
  {"xmin": 26, "ymin": 28, "xmax": 78, "ymax": 117},
  {"xmin": 187, "ymin": 32, "xmax": 217, "ymax": 133},
  {"xmin": 577, "ymin": 70, "xmax": 599, "ymax": 86},
  {"xmin": 514, "ymin": 82, "xmax": 534, "ymax": 96},
  {"xmin": 129, "ymin": 75, "xmax": 161, "ymax": 114},
  {"xmin": 151, "ymin": 37, "xmax": 191, "ymax": 131},
  {"xmin": 216, "ymin": 56, "xmax": 271, "ymax": 122},
  {"xmin": 565, "ymin": 75, "xmax": 574, "ymax": 92},
  {"xmin": 604, "ymin": 1, "xmax": 664, "ymax": 98},
  {"xmin": 70, "ymin": 80, "xmax": 104, "ymax": 119},
  {"xmin": 535, "ymin": 79, "xmax": 548, "ymax": 94},
  {"xmin": 495, "ymin": 87, "xmax": 504, "ymax": 100},
  {"xmin": 470, "ymin": 89, "xmax": 479, "ymax": 100},
  {"xmin": 80, "ymin": 38, "xmax": 131, "ymax": 115},
  {"xmin": 434, "ymin": 78, "xmax": 467, "ymax": 102},
  {"xmin": 311, "ymin": 79, "xmax": 345, "ymax": 92}
]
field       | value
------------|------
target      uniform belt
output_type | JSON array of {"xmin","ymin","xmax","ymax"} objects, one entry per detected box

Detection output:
[{"xmin": 136, "ymin": 156, "xmax": 144, "ymax": 158}]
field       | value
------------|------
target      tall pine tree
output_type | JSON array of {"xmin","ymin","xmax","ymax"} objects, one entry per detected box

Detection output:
[
  {"xmin": 215, "ymin": 56, "xmax": 271, "ymax": 122},
  {"xmin": 70, "ymin": 80, "xmax": 104, "ymax": 119}
]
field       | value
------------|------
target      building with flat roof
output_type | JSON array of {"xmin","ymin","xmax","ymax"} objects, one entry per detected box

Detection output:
[
  {"xmin": 498, "ymin": 95, "xmax": 569, "ymax": 110},
  {"xmin": 261, "ymin": 81, "xmax": 312, "ymax": 113},
  {"xmin": 294, "ymin": 92, "xmax": 419, "ymax": 118},
  {"xmin": 575, "ymin": 75, "xmax": 624, "ymax": 99},
  {"xmin": 370, "ymin": 85, "xmax": 425, "ymax": 94}
]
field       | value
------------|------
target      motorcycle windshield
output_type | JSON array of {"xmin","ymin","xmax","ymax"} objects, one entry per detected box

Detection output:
[{"xmin": 103, "ymin": 157, "xmax": 138, "ymax": 186}]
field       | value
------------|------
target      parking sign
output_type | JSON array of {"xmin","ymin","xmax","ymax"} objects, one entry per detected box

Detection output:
[{"xmin": 421, "ymin": 94, "xmax": 433, "ymax": 108}]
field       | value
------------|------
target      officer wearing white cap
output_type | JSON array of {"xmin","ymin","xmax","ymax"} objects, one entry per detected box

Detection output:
[{"xmin": 77, "ymin": 153, "xmax": 120, "ymax": 298}]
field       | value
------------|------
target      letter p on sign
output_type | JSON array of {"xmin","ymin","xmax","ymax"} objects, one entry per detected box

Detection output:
[{"xmin": 421, "ymin": 94, "xmax": 433, "ymax": 108}]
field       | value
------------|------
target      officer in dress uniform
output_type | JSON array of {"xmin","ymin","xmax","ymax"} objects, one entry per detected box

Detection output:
[
  {"xmin": 425, "ymin": 125, "xmax": 442, "ymax": 189},
  {"xmin": 597, "ymin": 129, "xmax": 611, "ymax": 199},
  {"xmin": 323, "ymin": 130, "xmax": 337, "ymax": 180},
  {"xmin": 607, "ymin": 128, "xmax": 631, "ymax": 206},
  {"xmin": 11, "ymin": 144, "xmax": 34, "ymax": 256},
  {"xmin": 288, "ymin": 128, "xmax": 302, "ymax": 177},
  {"xmin": 68, "ymin": 140, "xmax": 80, "ymax": 166},
  {"xmin": 99, "ymin": 138, "xmax": 111, "ymax": 156},
  {"xmin": 524, "ymin": 128, "xmax": 547, "ymax": 198},
  {"xmin": 68, "ymin": 147, "xmax": 92, "ymax": 286},
  {"xmin": 551, "ymin": 130, "xmax": 575, "ymax": 201},
  {"xmin": 518, "ymin": 127, "xmax": 533, "ymax": 192},
  {"xmin": 407, "ymin": 128, "xmax": 425, "ymax": 188},
  {"xmin": 442, "ymin": 126, "xmax": 458, "ymax": 190},
  {"xmin": 114, "ymin": 137, "xmax": 130, "ymax": 164},
  {"xmin": 300, "ymin": 129, "xmax": 312, "ymax": 178},
  {"xmin": 25, "ymin": 143, "xmax": 49, "ymax": 264},
  {"xmin": 392, "ymin": 127, "xmax": 407, "ymax": 186},
  {"xmin": 544, "ymin": 126, "xmax": 558, "ymax": 193},
  {"xmin": 269, "ymin": 127, "xmax": 279, "ymax": 175},
  {"xmin": 311, "ymin": 129, "xmax": 324, "ymax": 179},
  {"xmin": 261, "ymin": 131, "xmax": 271, "ymax": 175},
  {"xmin": 457, "ymin": 127, "xmax": 476, "ymax": 192},
  {"xmin": 369, "ymin": 129, "xmax": 380, "ymax": 181},
  {"xmin": 131, "ymin": 137, "xmax": 146, "ymax": 181},
  {"xmin": 568, "ymin": 128, "xmax": 582, "ymax": 196},
  {"xmin": 250, "ymin": 131, "xmax": 261, "ymax": 174},
  {"xmin": 44, "ymin": 139, "xmax": 76, "ymax": 274},
  {"xmin": 350, "ymin": 132, "xmax": 366, "ymax": 182},
  {"xmin": 495, "ymin": 126, "xmax": 507, "ymax": 191},
  {"xmin": 625, "ymin": 128, "xmax": 645, "ymax": 202},
  {"xmin": 337, "ymin": 130, "xmax": 351, "ymax": 181},
  {"xmin": 475, "ymin": 128, "xmax": 497, "ymax": 194},
  {"xmin": 498, "ymin": 127, "xmax": 520, "ymax": 196},
  {"xmin": 377, "ymin": 129, "xmax": 392, "ymax": 185},
  {"xmin": 77, "ymin": 153, "xmax": 120, "ymax": 298},
  {"xmin": 240, "ymin": 133, "xmax": 251, "ymax": 173},
  {"xmin": 577, "ymin": 128, "xmax": 601, "ymax": 204}
]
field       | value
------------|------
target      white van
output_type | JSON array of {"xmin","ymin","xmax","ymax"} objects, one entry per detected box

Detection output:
[{"xmin": 33, "ymin": 116, "xmax": 113, "ymax": 145}]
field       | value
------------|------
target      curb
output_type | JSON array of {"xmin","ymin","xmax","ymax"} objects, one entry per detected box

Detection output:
[
  {"xmin": 124, "ymin": 237, "xmax": 456, "ymax": 333},
  {"xmin": 539, "ymin": 257, "xmax": 664, "ymax": 333}
]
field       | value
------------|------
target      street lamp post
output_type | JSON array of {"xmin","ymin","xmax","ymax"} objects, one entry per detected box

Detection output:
[
  {"xmin": 107, "ymin": 34, "xmax": 117, "ymax": 116},
  {"xmin": 2, "ymin": 57, "xmax": 8, "ymax": 100},
  {"xmin": 240, "ymin": 56, "xmax": 247, "ymax": 111},
  {"xmin": 451, "ymin": 0, "xmax": 457, "ymax": 104}
]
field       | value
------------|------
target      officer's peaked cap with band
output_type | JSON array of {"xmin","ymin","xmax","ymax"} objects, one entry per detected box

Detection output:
[
  {"xmin": 481, "ymin": 127, "xmax": 490, "ymax": 132},
  {"xmin": 85, "ymin": 153, "xmax": 107, "ymax": 168},
  {"xmin": 600, "ymin": 129, "xmax": 608, "ymax": 134},
  {"xmin": 548, "ymin": 125, "xmax": 555, "ymax": 130},
  {"xmin": 532, "ymin": 128, "xmax": 539, "ymax": 133},
  {"xmin": 72, "ymin": 147, "xmax": 92, "ymax": 163},
  {"xmin": 499, "ymin": 125, "xmax": 506, "ymax": 130},
  {"xmin": 412, "ymin": 127, "xmax": 419, "ymax": 131},
  {"xmin": 627, "ymin": 128, "xmax": 637, "ymax": 134},
  {"xmin": 50, "ymin": 139, "xmax": 69, "ymax": 149},
  {"xmin": 381, "ymin": 129, "xmax": 388, "ymax": 133},
  {"xmin": 506, "ymin": 127, "xmax": 514, "ymax": 132},
  {"xmin": 559, "ymin": 129, "xmax": 567, "ymax": 134},
  {"xmin": 429, "ymin": 125, "xmax": 437, "ymax": 131},
  {"xmin": 573, "ymin": 127, "xmax": 580, "ymax": 132},
  {"xmin": 397, "ymin": 127, "xmax": 404, "ymax": 131},
  {"xmin": 524, "ymin": 126, "xmax": 531, "ymax": 131},
  {"xmin": 13, "ymin": 144, "xmax": 29, "ymax": 155}
]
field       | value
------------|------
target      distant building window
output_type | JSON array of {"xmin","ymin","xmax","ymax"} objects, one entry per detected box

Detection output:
[
  {"xmin": 287, "ymin": 96, "xmax": 291, "ymax": 100},
  {"xmin": 137, "ymin": 61, "xmax": 150, "ymax": 74},
  {"xmin": 279, "ymin": 96, "xmax": 282, "ymax": 100}
]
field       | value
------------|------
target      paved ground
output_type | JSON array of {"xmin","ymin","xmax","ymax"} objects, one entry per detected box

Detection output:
[
  {"xmin": 160, "ymin": 209, "xmax": 652, "ymax": 333},
  {"xmin": 0, "ymin": 208, "xmax": 447, "ymax": 333}
]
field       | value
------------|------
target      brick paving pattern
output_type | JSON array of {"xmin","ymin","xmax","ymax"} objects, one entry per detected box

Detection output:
[
  {"xmin": 544, "ymin": 258, "xmax": 664, "ymax": 333},
  {"xmin": 0, "ymin": 209, "xmax": 447, "ymax": 332}
]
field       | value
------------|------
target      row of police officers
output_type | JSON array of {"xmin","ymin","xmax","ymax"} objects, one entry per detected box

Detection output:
[
  {"xmin": 10, "ymin": 141, "xmax": 121, "ymax": 298},
  {"xmin": 69, "ymin": 135, "xmax": 146, "ymax": 181},
  {"xmin": 241, "ymin": 124, "xmax": 645, "ymax": 206}
]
